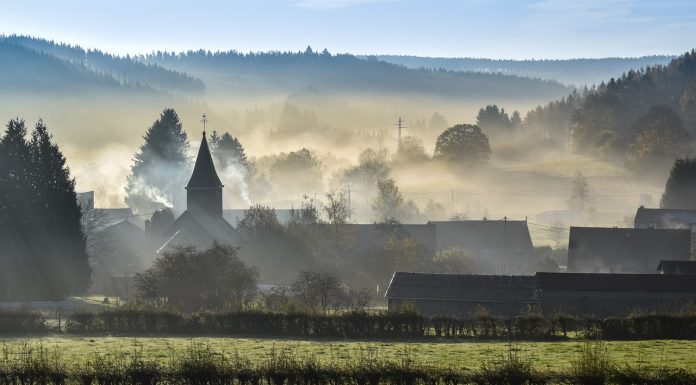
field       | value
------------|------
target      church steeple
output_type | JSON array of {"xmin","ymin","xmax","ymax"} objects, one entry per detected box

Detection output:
[
  {"xmin": 186, "ymin": 116, "xmax": 223, "ymax": 218},
  {"xmin": 187, "ymin": 131, "xmax": 223, "ymax": 189}
]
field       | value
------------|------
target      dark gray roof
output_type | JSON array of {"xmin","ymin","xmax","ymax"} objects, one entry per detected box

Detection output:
[
  {"xmin": 346, "ymin": 224, "xmax": 437, "ymax": 257},
  {"xmin": 385, "ymin": 271, "xmax": 537, "ymax": 303},
  {"xmin": 94, "ymin": 208, "xmax": 136, "ymax": 229},
  {"xmin": 567, "ymin": 227, "xmax": 691, "ymax": 273},
  {"xmin": 159, "ymin": 210, "xmax": 240, "ymax": 252},
  {"xmin": 427, "ymin": 220, "xmax": 534, "ymax": 255},
  {"xmin": 187, "ymin": 132, "xmax": 223, "ymax": 189},
  {"xmin": 634, "ymin": 206, "xmax": 696, "ymax": 229},
  {"xmin": 657, "ymin": 260, "xmax": 696, "ymax": 275},
  {"xmin": 536, "ymin": 272, "xmax": 696, "ymax": 292}
]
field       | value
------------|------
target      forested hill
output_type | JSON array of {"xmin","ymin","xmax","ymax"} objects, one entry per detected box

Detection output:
[
  {"xmin": 521, "ymin": 49, "xmax": 696, "ymax": 172},
  {"xmin": 0, "ymin": 35, "xmax": 204, "ymax": 94},
  {"xmin": 142, "ymin": 48, "xmax": 570, "ymax": 100},
  {"xmin": 368, "ymin": 55, "xmax": 675, "ymax": 87},
  {"xmin": 0, "ymin": 41, "xmax": 122, "ymax": 92},
  {"xmin": 1, "ymin": 36, "xmax": 571, "ymax": 101}
]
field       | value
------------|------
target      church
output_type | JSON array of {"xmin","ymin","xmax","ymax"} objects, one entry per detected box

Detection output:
[{"xmin": 158, "ymin": 129, "xmax": 240, "ymax": 252}]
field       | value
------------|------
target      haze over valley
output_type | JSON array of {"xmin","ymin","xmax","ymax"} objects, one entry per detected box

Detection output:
[{"xmin": 0, "ymin": 35, "xmax": 684, "ymax": 242}]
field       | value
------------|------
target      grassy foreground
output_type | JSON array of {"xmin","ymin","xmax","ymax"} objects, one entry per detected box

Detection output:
[{"xmin": 1, "ymin": 335, "xmax": 694, "ymax": 371}]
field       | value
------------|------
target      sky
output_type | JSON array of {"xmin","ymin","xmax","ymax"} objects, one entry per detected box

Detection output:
[{"xmin": 0, "ymin": 0, "xmax": 695, "ymax": 59}]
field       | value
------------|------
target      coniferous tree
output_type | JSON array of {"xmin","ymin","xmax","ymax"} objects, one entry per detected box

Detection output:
[
  {"xmin": 0, "ymin": 119, "xmax": 34, "ymax": 300},
  {"xmin": 210, "ymin": 131, "xmax": 249, "ymax": 170},
  {"xmin": 476, "ymin": 104, "xmax": 512, "ymax": 136},
  {"xmin": 660, "ymin": 158, "xmax": 696, "ymax": 209},
  {"xmin": 29, "ymin": 120, "xmax": 90, "ymax": 297},
  {"xmin": 145, "ymin": 207, "xmax": 175, "ymax": 238},
  {"xmin": 0, "ymin": 119, "xmax": 90, "ymax": 300},
  {"xmin": 125, "ymin": 109, "xmax": 189, "ymax": 213}
]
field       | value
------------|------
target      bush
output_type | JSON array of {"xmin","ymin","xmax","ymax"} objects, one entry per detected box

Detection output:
[{"xmin": 0, "ymin": 309, "xmax": 46, "ymax": 333}]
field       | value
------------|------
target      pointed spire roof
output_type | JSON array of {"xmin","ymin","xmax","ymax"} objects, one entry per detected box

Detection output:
[{"xmin": 187, "ymin": 132, "xmax": 223, "ymax": 189}]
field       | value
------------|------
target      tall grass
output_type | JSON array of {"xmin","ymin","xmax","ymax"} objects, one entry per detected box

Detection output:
[{"xmin": 1, "ymin": 340, "xmax": 695, "ymax": 385}]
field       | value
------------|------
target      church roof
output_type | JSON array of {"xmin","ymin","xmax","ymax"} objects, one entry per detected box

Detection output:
[
  {"xmin": 158, "ymin": 210, "xmax": 240, "ymax": 253},
  {"xmin": 187, "ymin": 132, "xmax": 223, "ymax": 189}
]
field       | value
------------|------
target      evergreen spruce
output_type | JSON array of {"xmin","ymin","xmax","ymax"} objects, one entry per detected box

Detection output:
[
  {"xmin": 210, "ymin": 131, "xmax": 249, "ymax": 170},
  {"xmin": 660, "ymin": 158, "xmax": 696, "ymax": 209},
  {"xmin": 0, "ymin": 119, "xmax": 34, "ymax": 300},
  {"xmin": 125, "ymin": 108, "xmax": 189, "ymax": 213},
  {"xmin": 0, "ymin": 119, "xmax": 90, "ymax": 300}
]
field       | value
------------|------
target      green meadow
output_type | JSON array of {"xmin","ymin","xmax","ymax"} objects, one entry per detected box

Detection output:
[{"xmin": 1, "ymin": 335, "xmax": 694, "ymax": 371}]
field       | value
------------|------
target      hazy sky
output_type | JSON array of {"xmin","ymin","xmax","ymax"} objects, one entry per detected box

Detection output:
[{"xmin": 1, "ymin": 0, "xmax": 695, "ymax": 59}]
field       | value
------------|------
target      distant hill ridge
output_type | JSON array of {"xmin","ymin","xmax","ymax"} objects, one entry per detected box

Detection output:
[
  {"xmin": 1, "ymin": 36, "xmax": 571, "ymax": 101},
  {"xmin": 367, "ymin": 55, "xmax": 675, "ymax": 86},
  {"xmin": 0, "ymin": 35, "xmax": 205, "ymax": 94}
]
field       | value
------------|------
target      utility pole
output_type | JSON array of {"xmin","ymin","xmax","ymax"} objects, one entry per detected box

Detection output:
[
  {"xmin": 347, "ymin": 188, "xmax": 351, "ymax": 222},
  {"xmin": 451, "ymin": 189, "xmax": 454, "ymax": 217},
  {"xmin": 394, "ymin": 117, "xmax": 405, "ymax": 150},
  {"xmin": 503, "ymin": 216, "xmax": 508, "ymax": 273}
]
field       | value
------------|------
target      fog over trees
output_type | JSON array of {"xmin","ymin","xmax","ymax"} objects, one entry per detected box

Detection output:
[{"xmin": 2, "ymin": 35, "xmax": 696, "ymax": 303}]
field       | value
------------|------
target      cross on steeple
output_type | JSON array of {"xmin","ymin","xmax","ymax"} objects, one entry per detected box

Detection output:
[{"xmin": 201, "ymin": 113, "xmax": 209, "ymax": 134}]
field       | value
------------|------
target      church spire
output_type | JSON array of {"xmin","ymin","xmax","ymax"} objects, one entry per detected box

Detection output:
[
  {"xmin": 186, "ymin": 115, "xmax": 224, "ymax": 218},
  {"xmin": 186, "ymin": 130, "xmax": 223, "ymax": 189}
]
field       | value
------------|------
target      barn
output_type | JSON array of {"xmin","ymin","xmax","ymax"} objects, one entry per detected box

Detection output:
[
  {"xmin": 657, "ymin": 260, "xmax": 696, "ymax": 275},
  {"xmin": 536, "ymin": 272, "xmax": 696, "ymax": 316},
  {"xmin": 385, "ymin": 271, "xmax": 538, "ymax": 317},
  {"xmin": 428, "ymin": 219, "xmax": 534, "ymax": 273},
  {"xmin": 567, "ymin": 227, "xmax": 691, "ymax": 273}
]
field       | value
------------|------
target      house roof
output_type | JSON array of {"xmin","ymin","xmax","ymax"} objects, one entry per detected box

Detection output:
[
  {"xmin": 567, "ymin": 226, "xmax": 691, "ymax": 273},
  {"xmin": 634, "ymin": 206, "xmax": 696, "ymax": 229},
  {"xmin": 158, "ymin": 210, "xmax": 240, "ymax": 252},
  {"xmin": 427, "ymin": 220, "xmax": 534, "ymax": 256},
  {"xmin": 385, "ymin": 271, "xmax": 537, "ymax": 303},
  {"xmin": 94, "ymin": 208, "xmax": 138, "ymax": 230},
  {"xmin": 657, "ymin": 260, "xmax": 696, "ymax": 275},
  {"xmin": 536, "ymin": 272, "xmax": 696, "ymax": 292},
  {"xmin": 187, "ymin": 132, "xmax": 223, "ymax": 189}
]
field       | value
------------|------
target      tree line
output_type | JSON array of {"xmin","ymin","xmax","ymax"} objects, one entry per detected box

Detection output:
[{"xmin": 520, "ymin": 49, "xmax": 696, "ymax": 174}]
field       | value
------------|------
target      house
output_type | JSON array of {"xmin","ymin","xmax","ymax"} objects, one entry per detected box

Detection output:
[
  {"xmin": 567, "ymin": 227, "xmax": 691, "ymax": 273},
  {"xmin": 634, "ymin": 206, "xmax": 696, "ymax": 256},
  {"xmin": 385, "ymin": 270, "xmax": 696, "ymax": 318},
  {"xmin": 341, "ymin": 223, "xmax": 437, "ymax": 258},
  {"xmin": 158, "ymin": 131, "xmax": 240, "ymax": 252},
  {"xmin": 77, "ymin": 191, "xmax": 145, "ymax": 229},
  {"xmin": 385, "ymin": 271, "xmax": 538, "ymax": 317},
  {"xmin": 536, "ymin": 272, "xmax": 696, "ymax": 316},
  {"xmin": 89, "ymin": 219, "xmax": 152, "ymax": 296},
  {"xmin": 657, "ymin": 260, "xmax": 696, "ymax": 275},
  {"xmin": 428, "ymin": 219, "xmax": 534, "ymax": 273},
  {"xmin": 634, "ymin": 206, "xmax": 696, "ymax": 229}
]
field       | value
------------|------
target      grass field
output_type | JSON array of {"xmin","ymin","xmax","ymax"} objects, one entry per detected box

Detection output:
[{"xmin": 1, "ymin": 335, "xmax": 694, "ymax": 371}]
